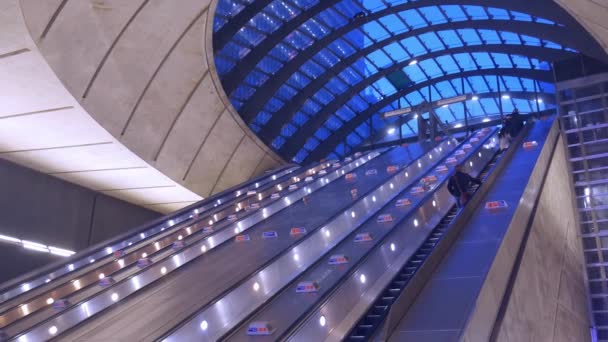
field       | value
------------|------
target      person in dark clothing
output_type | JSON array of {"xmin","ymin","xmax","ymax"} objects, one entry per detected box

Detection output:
[
  {"xmin": 447, "ymin": 164, "xmax": 482, "ymax": 208},
  {"xmin": 508, "ymin": 108, "xmax": 524, "ymax": 138}
]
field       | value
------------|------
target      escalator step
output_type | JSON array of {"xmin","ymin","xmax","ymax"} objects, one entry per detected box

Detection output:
[
  {"xmin": 359, "ymin": 324, "xmax": 373, "ymax": 329},
  {"xmin": 394, "ymin": 280, "xmax": 406, "ymax": 286},
  {"xmin": 350, "ymin": 335, "xmax": 366, "ymax": 340},
  {"xmin": 375, "ymin": 305, "xmax": 388, "ymax": 311}
]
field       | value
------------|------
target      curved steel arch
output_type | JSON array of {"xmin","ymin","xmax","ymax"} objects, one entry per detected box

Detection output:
[
  {"xmin": 285, "ymin": 68, "xmax": 552, "ymax": 160},
  {"xmin": 213, "ymin": 0, "xmax": 572, "ymax": 52},
  {"xmin": 217, "ymin": 0, "xmax": 600, "ymax": 93},
  {"xmin": 254, "ymin": 43, "xmax": 571, "ymax": 141},
  {"xmin": 243, "ymin": 23, "xmax": 575, "ymax": 127},
  {"xmin": 234, "ymin": 20, "xmax": 570, "ymax": 132},
  {"xmin": 277, "ymin": 59, "xmax": 553, "ymax": 157}
]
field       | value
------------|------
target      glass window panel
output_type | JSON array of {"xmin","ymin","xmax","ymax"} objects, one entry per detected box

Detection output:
[
  {"xmin": 480, "ymin": 98, "xmax": 499, "ymax": 114},
  {"xmin": 348, "ymin": 95, "xmax": 369, "ymax": 112},
  {"xmin": 213, "ymin": 16, "xmax": 227, "ymax": 32},
  {"xmin": 294, "ymin": 149, "xmax": 309, "ymax": 163},
  {"xmin": 418, "ymin": 6, "xmax": 447, "ymax": 25},
  {"xmin": 502, "ymin": 98, "xmax": 515, "ymax": 113},
  {"xmin": 316, "ymin": 8, "xmax": 348, "ymax": 28},
  {"xmin": 326, "ymin": 116, "xmax": 342, "ymax": 130},
  {"xmin": 284, "ymin": 30, "xmax": 314, "ymax": 50},
  {"xmin": 437, "ymin": 30, "xmax": 463, "ymax": 48},
  {"xmin": 458, "ymin": 29, "xmax": 482, "ymax": 45},
  {"xmin": 513, "ymin": 98, "xmax": 532, "ymax": 112},
  {"xmin": 304, "ymin": 137, "xmax": 320, "ymax": 151},
  {"xmin": 435, "ymin": 81, "xmax": 457, "ymax": 98},
  {"xmin": 264, "ymin": 97, "xmax": 285, "ymax": 112},
  {"xmin": 215, "ymin": 57, "xmax": 236, "ymax": 75},
  {"xmin": 328, "ymin": 38, "xmax": 357, "ymax": 58},
  {"xmin": 520, "ymin": 34, "xmax": 541, "ymax": 46},
  {"xmin": 361, "ymin": 0, "xmax": 385, "ymax": 11},
  {"xmin": 468, "ymin": 76, "xmax": 490, "ymax": 92},
  {"xmin": 301, "ymin": 59, "xmax": 325, "ymax": 78},
  {"xmin": 405, "ymin": 91, "xmax": 424, "ymax": 105},
  {"xmin": 272, "ymin": 135, "xmax": 286, "ymax": 149},
  {"xmin": 344, "ymin": 29, "xmax": 366, "ymax": 48},
  {"xmin": 326, "ymin": 77, "xmax": 349, "ymax": 95},
  {"xmin": 257, "ymin": 56, "xmax": 283, "ymax": 74},
  {"xmin": 335, "ymin": 106, "xmax": 356, "ymax": 121},
  {"xmin": 301, "ymin": 18, "xmax": 329, "ymax": 39},
  {"xmin": 219, "ymin": 41, "xmax": 251, "ymax": 59},
  {"xmin": 313, "ymin": 48, "xmax": 340, "ymax": 68},
  {"xmin": 368, "ymin": 49, "xmax": 392, "ymax": 68},
  {"xmin": 487, "ymin": 7, "xmax": 509, "ymax": 20},
  {"xmin": 281, "ymin": 123, "xmax": 297, "ymax": 137},
  {"xmin": 293, "ymin": 111, "xmax": 309, "ymax": 126},
  {"xmin": 276, "ymin": 84, "xmax": 298, "ymax": 101},
  {"xmin": 383, "ymin": 42, "xmax": 409, "ymax": 61},
  {"xmin": 418, "ymin": 59, "xmax": 442, "ymax": 78},
  {"xmin": 265, "ymin": 1, "xmax": 300, "ymax": 21},
  {"xmin": 346, "ymin": 132, "xmax": 362, "ymax": 146},
  {"xmin": 301, "ymin": 99, "xmax": 322, "ymax": 114},
  {"xmin": 362, "ymin": 21, "xmax": 388, "ymax": 41},
  {"xmin": 511, "ymin": 55, "xmax": 531, "ymax": 69},
  {"xmin": 334, "ymin": 0, "xmax": 364, "ymax": 18},
  {"xmin": 231, "ymin": 99, "xmax": 243, "ymax": 111},
  {"xmin": 254, "ymin": 111, "xmax": 272, "ymax": 125},
  {"xmin": 401, "ymin": 36, "xmax": 426, "ymax": 56},
  {"xmin": 269, "ymin": 43, "xmax": 297, "ymax": 62},
  {"xmin": 400, "ymin": 9, "xmax": 426, "ymax": 29},
  {"xmin": 379, "ymin": 15, "xmax": 408, "ymax": 34},
  {"xmin": 233, "ymin": 26, "xmax": 266, "ymax": 47},
  {"xmin": 374, "ymin": 78, "xmax": 397, "ymax": 95},
  {"xmin": 544, "ymin": 41, "xmax": 562, "ymax": 50},
  {"xmin": 233, "ymin": 84, "xmax": 256, "ymax": 100},
  {"xmin": 510, "ymin": 10, "xmax": 534, "ymax": 22},
  {"xmin": 441, "ymin": 5, "xmax": 466, "ymax": 20},
  {"xmin": 435, "ymin": 55, "xmax": 460, "ymax": 74},
  {"xmin": 313, "ymin": 88, "xmax": 335, "ymax": 105},
  {"xmin": 355, "ymin": 122, "xmax": 370, "ymax": 138},
  {"xmin": 470, "ymin": 52, "xmax": 493, "ymax": 68},
  {"xmin": 462, "ymin": 5, "xmax": 488, "ymax": 19},
  {"xmin": 501, "ymin": 76, "xmax": 522, "ymax": 91},
  {"xmin": 250, "ymin": 123, "xmax": 261, "ymax": 132},
  {"xmin": 216, "ymin": 1, "xmax": 245, "ymax": 17},
  {"xmin": 500, "ymin": 31, "xmax": 521, "ymax": 44},
  {"xmin": 404, "ymin": 64, "xmax": 426, "ymax": 83},
  {"xmin": 477, "ymin": 29, "xmax": 500, "ymax": 44},
  {"xmin": 435, "ymin": 106, "xmax": 453, "ymax": 123},
  {"xmin": 364, "ymin": 86, "xmax": 383, "ymax": 104},
  {"xmin": 286, "ymin": 71, "xmax": 311, "ymax": 89},
  {"xmin": 338, "ymin": 66, "xmax": 363, "ymax": 84},
  {"xmin": 290, "ymin": 0, "xmax": 319, "ymax": 10},
  {"xmin": 491, "ymin": 53, "xmax": 513, "ymax": 68},
  {"xmin": 244, "ymin": 70, "xmax": 270, "ymax": 87},
  {"xmin": 315, "ymin": 126, "xmax": 331, "ymax": 140},
  {"xmin": 535, "ymin": 17, "xmax": 555, "ymax": 25},
  {"xmin": 249, "ymin": 12, "xmax": 282, "ymax": 33},
  {"xmin": 419, "ymin": 32, "xmax": 443, "ymax": 51}
]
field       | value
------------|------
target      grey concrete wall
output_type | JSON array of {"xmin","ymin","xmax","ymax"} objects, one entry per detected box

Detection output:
[
  {"xmin": 494, "ymin": 136, "xmax": 590, "ymax": 342},
  {"xmin": 0, "ymin": 156, "xmax": 160, "ymax": 255}
]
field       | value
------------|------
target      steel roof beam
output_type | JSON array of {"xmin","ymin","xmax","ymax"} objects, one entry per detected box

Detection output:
[
  {"xmin": 217, "ymin": 0, "xmax": 600, "ymax": 94},
  {"xmin": 256, "ymin": 44, "xmax": 571, "ymax": 141},
  {"xmin": 292, "ymin": 69, "xmax": 552, "ymax": 162}
]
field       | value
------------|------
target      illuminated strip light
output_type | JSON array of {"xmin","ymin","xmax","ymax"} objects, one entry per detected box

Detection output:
[
  {"xmin": 435, "ymin": 94, "xmax": 469, "ymax": 107},
  {"xmin": 0, "ymin": 234, "xmax": 75, "ymax": 257},
  {"xmin": 382, "ymin": 107, "xmax": 413, "ymax": 118}
]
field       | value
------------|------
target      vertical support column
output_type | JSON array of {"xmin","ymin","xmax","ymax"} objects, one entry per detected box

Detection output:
[
  {"xmin": 462, "ymin": 77, "xmax": 468, "ymax": 135},
  {"xmin": 534, "ymin": 80, "xmax": 541, "ymax": 114},
  {"xmin": 497, "ymin": 75, "xmax": 504, "ymax": 121},
  {"xmin": 369, "ymin": 115, "xmax": 373, "ymax": 151},
  {"xmin": 399, "ymin": 97, "xmax": 403, "ymax": 142},
  {"xmin": 428, "ymin": 85, "xmax": 436, "ymax": 141}
]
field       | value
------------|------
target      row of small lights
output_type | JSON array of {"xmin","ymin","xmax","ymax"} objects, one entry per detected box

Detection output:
[
  {"xmin": 0, "ymin": 234, "xmax": 75, "ymax": 257},
  {"xmin": 195, "ymin": 146, "xmax": 453, "ymax": 335}
]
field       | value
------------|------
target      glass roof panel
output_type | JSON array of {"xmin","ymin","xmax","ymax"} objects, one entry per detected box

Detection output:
[
  {"xmin": 265, "ymin": 1, "xmax": 300, "ymax": 21},
  {"xmin": 418, "ymin": 6, "xmax": 447, "ymax": 25},
  {"xmin": 379, "ymin": 15, "xmax": 409, "ymax": 34},
  {"xmin": 269, "ymin": 43, "xmax": 297, "ymax": 62},
  {"xmin": 315, "ymin": 126, "xmax": 331, "ymax": 141},
  {"xmin": 249, "ymin": 11, "xmax": 282, "ymax": 34},
  {"xmin": 281, "ymin": 123, "xmax": 297, "ymax": 137}
]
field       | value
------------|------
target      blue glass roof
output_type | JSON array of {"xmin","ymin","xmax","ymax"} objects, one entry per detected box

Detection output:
[{"xmin": 212, "ymin": 0, "xmax": 601, "ymax": 163}]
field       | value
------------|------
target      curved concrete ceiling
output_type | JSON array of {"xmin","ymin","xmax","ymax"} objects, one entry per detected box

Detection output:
[
  {"xmin": 554, "ymin": 0, "xmax": 608, "ymax": 52},
  {"xmin": 0, "ymin": 0, "xmax": 283, "ymax": 213},
  {"xmin": 1, "ymin": 0, "xmax": 607, "ymax": 215}
]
